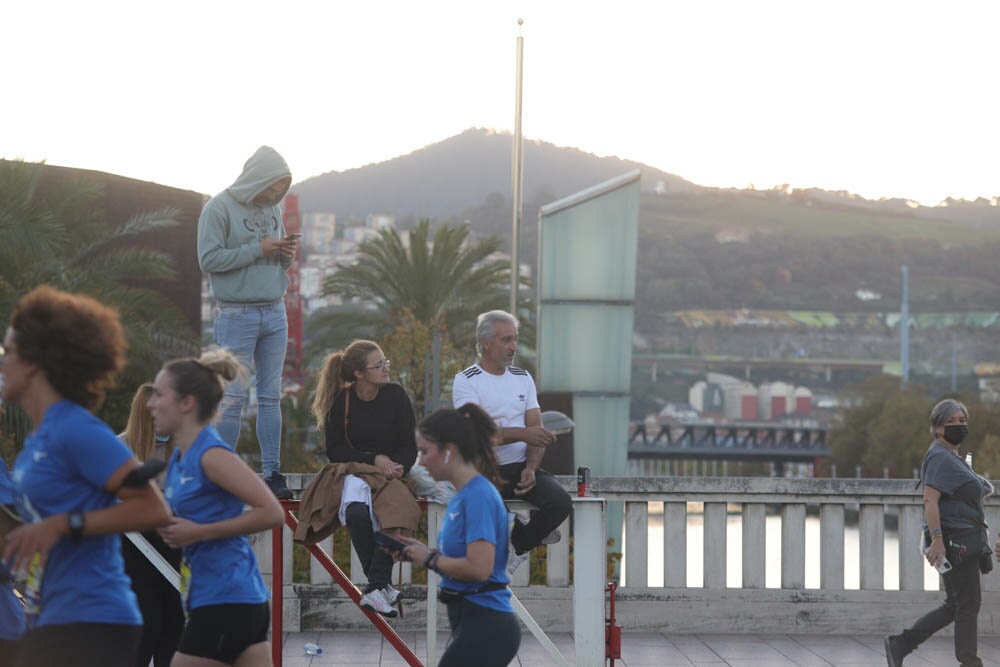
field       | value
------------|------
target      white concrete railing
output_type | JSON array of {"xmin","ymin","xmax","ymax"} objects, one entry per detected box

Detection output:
[{"xmin": 254, "ymin": 474, "xmax": 1000, "ymax": 637}]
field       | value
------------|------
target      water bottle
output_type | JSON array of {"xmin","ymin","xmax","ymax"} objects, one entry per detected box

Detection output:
[
  {"xmin": 922, "ymin": 541, "xmax": 952, "ymax": 574},
  {"xmin": 303, "ymin": 643, "xmax": 323, "ymax": 656}
]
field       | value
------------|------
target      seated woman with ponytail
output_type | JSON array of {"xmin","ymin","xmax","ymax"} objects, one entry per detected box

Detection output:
[
  {"xmin": 304, "ymin": 340, "xmax": 419, "ymax": 618},
  {"xmin": 148, "ymin": 348, "xmax": 283, "ymax": 667},
  {"xmin": 393, "ymin": 403, "xmax": 520, "ymax": 667}
]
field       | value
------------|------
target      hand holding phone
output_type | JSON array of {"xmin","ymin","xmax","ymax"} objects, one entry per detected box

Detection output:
[
  {"xmin": 374, "ymin": 531, "xmax": 406, "ymax": 553},
  {"xmin": 284, "ymin": 232, "xmax": 301, "ymax": 242}
]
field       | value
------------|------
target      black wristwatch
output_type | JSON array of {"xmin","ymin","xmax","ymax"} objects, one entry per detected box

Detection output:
[{"xmin": 68, "ymin": 510, "xmax": 85, "ymax": 543}]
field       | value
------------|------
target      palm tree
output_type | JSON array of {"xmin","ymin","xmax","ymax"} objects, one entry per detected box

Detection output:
[
  {"xmin": 0, "ymin": 159, "xmax": 198, "ymax": 450},
  {"xmin": 308, "ymin": 218, "xmax": 515, "ymax": 353},
  {"xmin": 306, "ymin": 218, "xmax": 529, "ymax": 414}
]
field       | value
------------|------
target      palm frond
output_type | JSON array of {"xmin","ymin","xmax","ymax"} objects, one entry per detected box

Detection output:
[{"xmin": 310, "ymin": 218, "xmax": 518, "ymax": 359}]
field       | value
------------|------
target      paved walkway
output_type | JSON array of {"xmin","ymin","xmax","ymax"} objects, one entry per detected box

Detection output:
[{"xmin": 279, "ymin": 631, "xmax": 1000, "ymax": 666}]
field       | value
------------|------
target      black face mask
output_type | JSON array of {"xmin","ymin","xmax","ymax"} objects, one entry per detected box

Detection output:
[{"xmin": 942, "ymin": 424, "xmax": 968, "ymax": 446}]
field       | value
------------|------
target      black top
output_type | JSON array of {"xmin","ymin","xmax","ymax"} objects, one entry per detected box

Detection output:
[{"xmin": 324, "ymin": 382, "xmax": 417, "ymax": 474}]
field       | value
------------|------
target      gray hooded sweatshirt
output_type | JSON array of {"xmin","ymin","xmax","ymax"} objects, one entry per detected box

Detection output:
[{"xmin": 197, "ymin": 146, "xmax": 293, "ymax": 306}]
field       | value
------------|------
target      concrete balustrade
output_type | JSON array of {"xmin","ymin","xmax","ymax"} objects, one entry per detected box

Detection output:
[{"xmin": 253, "ymin": 474, "xmax": 1000, "ymax": 637}]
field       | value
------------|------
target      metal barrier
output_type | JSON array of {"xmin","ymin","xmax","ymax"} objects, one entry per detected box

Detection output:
[
  {"xmin": 268, "ymin": 496, "xmax": 609, "ymax": 667},
  {"xmin": 271, "ymin": 499, "xmax": 422, "ymax": 667}
]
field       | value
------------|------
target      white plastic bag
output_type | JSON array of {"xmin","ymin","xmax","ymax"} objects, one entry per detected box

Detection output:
[{"xmin": 408, "ymin": 463, "xmax": 455, "ymax": 505}]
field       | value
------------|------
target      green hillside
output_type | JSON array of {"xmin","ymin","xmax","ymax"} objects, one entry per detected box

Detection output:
[
  {"xmin": 293, "ymin": 128, "xmax": 1000, "ymax": 328},
  {"xmin": 633, "ymin": 189, "xmax": 1000, "ymax": 327}
]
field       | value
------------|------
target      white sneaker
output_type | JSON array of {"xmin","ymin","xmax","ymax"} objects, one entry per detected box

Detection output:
[
  {"xmin": 360, "ymin": 588, "xmax": 398, "ymax": 617},
  {"xmin": 384, "ymin": 584, "xmax": 401, "ymax": 606},
  {"xmin": 541, "ymin": 528, "xmax": 562, "ymax": 545},
  {"xmin": 506, "ymin": 549, "xmax": 530, "ymax": 576}
]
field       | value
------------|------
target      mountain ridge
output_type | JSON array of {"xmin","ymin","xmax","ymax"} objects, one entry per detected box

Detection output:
[
  {"xmin": 293, "ymin": 127, "xmax": 696, "ymax": 219},
  {"xmin": 293, "ymin": 128, "xmax": 1000, "ymax": 317},
  {"xmin": 293, "ymin": 127, "xmax": 999, "ymax": 224}
]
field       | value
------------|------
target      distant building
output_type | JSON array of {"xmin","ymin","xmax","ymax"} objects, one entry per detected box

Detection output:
[
  {"xmin": 343, "ymin": 226, "xmax": 378, "ymax": 244},
  {"xmin": 300, "ymin": 266, "xmax": 324, "ymax": 299},
  {"xmin": 855, "ymin": 288, "xmax": 882, "ymax": 301},
  {"xmin": 723, "ymin": 382, "xmax": 758, "ymax": 420},
  {"xmin": 301, "ymin": 211, "xmax": 336, "ymax": 252},
  {"xmin": 366, "ymin": 213, "xmax": 395, "ymax": 230},
  {"xmin": 758, "ymin": 382, "xmax": 794, "ymax": 420},
  {"xmin": 679, "ymin": 374, "xmax": 813, "ymax": 422}
]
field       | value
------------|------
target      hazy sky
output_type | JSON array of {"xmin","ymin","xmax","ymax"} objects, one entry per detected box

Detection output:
[{"xmin": 4, "ymin": 1, "xmax": 998, "ymax": 205}]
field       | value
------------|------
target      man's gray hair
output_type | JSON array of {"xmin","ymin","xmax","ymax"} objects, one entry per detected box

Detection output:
[
  {"xmin": 476, "ymin": 310, "xmax": 518, "ymax": 356},
  {"xmin": 929, "ymin": 398, "xmax": 968, "ymax": 436}
]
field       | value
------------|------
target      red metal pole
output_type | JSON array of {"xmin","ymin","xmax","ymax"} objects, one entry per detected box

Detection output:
[
  {"xmin": 278, "ymin": 500, "xmax": 423, "ymax": 666},
  {"xmin": 606, "ymin": 581, "xmax": 621, "ymax": 665},
  {"xmin": 272, "ymin": 513, "xmax": 285, "ymax": 667}
]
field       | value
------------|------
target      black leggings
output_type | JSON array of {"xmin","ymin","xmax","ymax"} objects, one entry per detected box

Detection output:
[
  {"xmin": 122, "ymin": 533, "xmax": 184, "ymax": 667},
  {"xmin": 345, "ymin": 502, "xmax": 394, "ymax": 591},
  {"xmin": 440, "ymin": 598, "xmax": 520, "ymax": 667},
  {"xmin": 0, "ymin": 638, "xmax": 20, "ymax": 667},
  {"xmin": 897, "ymin": 555, "xmax": 982, "ymax": 666},
  {"xmin": 15, "ymin": 623, "xmax": 141, "ymax": 667}
]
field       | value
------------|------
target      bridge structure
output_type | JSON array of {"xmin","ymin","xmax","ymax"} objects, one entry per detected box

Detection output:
[
  {"xmin": 631, "ymin": 351, "xmax": 888, "ymax": 383},
  {"xmin": 628, "ymin": 419, "xmax": 830, "ymax": 465}
]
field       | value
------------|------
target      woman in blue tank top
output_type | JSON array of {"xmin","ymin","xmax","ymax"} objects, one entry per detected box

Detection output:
[
  {"xmin": 1, "ymin": 286, "xmax": 170, "ymax": 667},
  {"xmin": 394, "ymin": 403, "xmax": 520, "ymax": 667},
  {"xmin": 148, "ymin": 348, "xmax": 283, "ymax": 667}
]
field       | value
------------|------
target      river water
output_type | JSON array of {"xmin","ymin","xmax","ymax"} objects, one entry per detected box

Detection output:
[{"xmin": 635, "ymin": 505, "xmax": 940, "ymax": 590}]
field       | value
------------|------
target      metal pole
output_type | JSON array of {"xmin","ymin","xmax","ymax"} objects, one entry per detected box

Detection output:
[
  {"xmin": 431, "ymin": 331, "xmax": 441, "ymax": 412},
  {"xmin": 271, "ymin": 518, "xmax": 284, "ymax": 667},
  {"xmin": 951, "ymin": 330, "xmax": 958, "ymax": 392},
  {"xmin": 573, "ymin": 497, "xmax": 606, "ymax": 667},
  {"xmin": 423, "ymin": 351, "xmax": 431, "ymax": 418},
  {"xmin": 426, "ymin": 504, "xmax": 442, "ymax": 666},
  {"xmin": 510, "ymin": 594, "xmax": 572, "ymax": 666},
  {"xmin": 510, "ymin": 18, "xmax": 525, "ymax": 316},
  {"xmin": 900, "ymin": 265, "xmax": 910, "ymax": 383}
]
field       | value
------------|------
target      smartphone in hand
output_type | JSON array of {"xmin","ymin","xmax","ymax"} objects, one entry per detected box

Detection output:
[
  {"xmin": 374, "ymin": 531, "xmax": 406, "ymax": 553},
  {"xmin": 284, "ymin": 232, "xmax": 302, "ymax": 241}
]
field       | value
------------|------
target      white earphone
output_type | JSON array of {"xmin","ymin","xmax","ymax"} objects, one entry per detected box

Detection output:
[{"xmin": 444, "ymin": 450, "xmax": 451, "ymax": 464}]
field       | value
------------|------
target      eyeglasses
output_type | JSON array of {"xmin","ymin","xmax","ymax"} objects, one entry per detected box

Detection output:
[{"xmin": 365, "ymin": 359, "xmax": 391, "ymax": 371}]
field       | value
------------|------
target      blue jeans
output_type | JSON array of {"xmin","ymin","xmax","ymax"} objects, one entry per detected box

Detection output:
[{"xmin": 213, "ymin": 302, "xmax": 287, "ymax": 476}]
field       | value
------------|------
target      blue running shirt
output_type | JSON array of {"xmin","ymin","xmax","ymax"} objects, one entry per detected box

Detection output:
[
  {"xmin": 12, "ymin": 400, "xmax": 141, "ymax": 627},
  {"xmin": 437, "ymin": 474, "xmax": 512, "ymax": 612},
  {"xmin": 163, "ymin": 426, "xmax": 269, "ymax": 610}
]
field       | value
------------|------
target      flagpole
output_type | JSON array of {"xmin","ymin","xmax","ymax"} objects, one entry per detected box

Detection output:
[{"xmin": 510, "ymin": 18, "xmax": 524, "ymax": 316}]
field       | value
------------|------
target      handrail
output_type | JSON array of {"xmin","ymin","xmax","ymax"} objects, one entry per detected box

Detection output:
[
  {"xmin": 266, "ymin": 476, "xmax": 999, "ymax": 637},
  {"xmin": 271, "ymin": 499, "xmax": 422, "ymax": 667},
  {"xmin": 269, "ymin": 495, "xmax": 578, "ymax": 666},
  {"xmin": 124, "ymin": 532, "xmax": 180, "ymax": 591}
]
